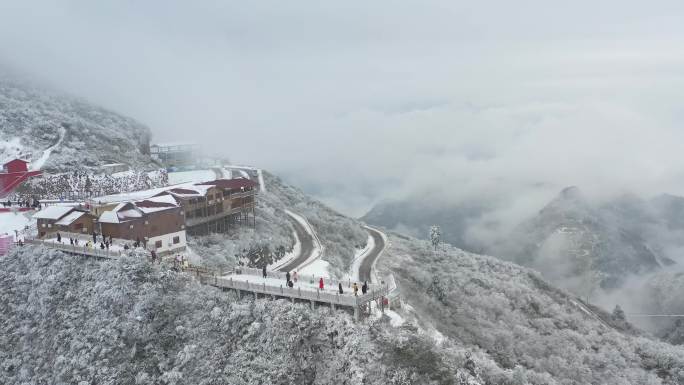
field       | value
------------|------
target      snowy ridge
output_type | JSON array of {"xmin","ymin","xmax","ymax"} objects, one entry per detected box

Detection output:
[
  {"xmin": 1, "ymin": 79, "xmax": 155, "ymax": 172},
  {"xmin": 284, "ymin": 209, "xmax": 323, "ymax": 270},
  {"xmin": 257, "ymin": 169, "xmax": 266, "ymax": 193}
]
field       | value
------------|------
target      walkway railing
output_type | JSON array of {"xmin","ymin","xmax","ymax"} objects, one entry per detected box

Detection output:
[
  {"xmin": 22, "ymin": 238, "xmax": 395, "ymax": 320},
  {"xmin": 237, "ymin": 266, "xmax": 386, "ymax": 292},
  {"xmin": 24, "ymin": 238, "xmax": 124, "ymax": 259},
  {"xmin": 200, "ymin": 272, "xmax": 391, "ymax": 309}
]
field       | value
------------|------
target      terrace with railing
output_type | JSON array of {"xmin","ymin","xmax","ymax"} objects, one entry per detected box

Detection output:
[
  {"xmin": 20, "ymin": 239, "xmax": 396, "ymax": 321},
  {"xmin": 198, "ymin": 267, "xmax": 393, "ymax": 320}
]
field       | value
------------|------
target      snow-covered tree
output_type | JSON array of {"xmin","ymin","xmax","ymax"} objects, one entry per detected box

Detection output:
[
  {"xmin": 612, "ymin": 304, "xmax": 626, "ymax": 322},
  {"xmin": 430, "ymin": 225, "xmax": 441, "ymax": 251}
]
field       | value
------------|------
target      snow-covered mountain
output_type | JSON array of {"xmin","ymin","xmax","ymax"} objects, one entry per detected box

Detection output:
[
  {"xmin": 3, "ymin": 80, "xmax": 684, "ymax": 383},
  {"xmin": 189, "ymin": 171, "xmax": 368, "ymax": 278},
  {"xmin": 374, "ymin": 233, "xmax": 684, "ymax": 384},
  {"xmin": 365, "ymin": 186, "xmax": 683, "ymax": 294},
  {"xmin": 499, "ymin": 187, "xmax": 666, "ymax": 292},
  {"xmin": 2, "ymin": 247, "xmax": 487, "ymax": 385},
  {"xmin": 5, "ymin": 227, "xmax": 684, "ymax": 384},
  {"xmin": 0, "ymin": 77, "xmax": 154, "ymax": 171}
]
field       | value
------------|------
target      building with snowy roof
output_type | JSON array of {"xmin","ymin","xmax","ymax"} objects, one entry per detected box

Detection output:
[
  {"xmin": 155, "ymin": 178, "xmax": 258, "ymax": 235},
  {"xmin": 34, "ymin": 206, "xmax": 96, "ymax": 237},
  {"xmin": 97, "ymin": 194, "xmax": 186, "ymax": 254},
  {"xmin": 89, "ymin": 176, "xmax": 259, "ymax": 236}
]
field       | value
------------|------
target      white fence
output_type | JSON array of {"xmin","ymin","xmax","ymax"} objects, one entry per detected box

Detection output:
[
  {"xmin": 201, "ymin": 273, "xmax": 391, "ymax": 309},
  {"xmin": 24, "ymin": 238, "xmax": 124, "ymax": 259},
  {"xmin": 238, "ymin": 266, "xmax": 385, "ymax": 293}
]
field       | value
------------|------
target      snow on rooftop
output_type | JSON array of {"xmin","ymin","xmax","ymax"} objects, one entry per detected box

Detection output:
[
  {"xmin": 134, "ymin": 195, "xmax": 179, "ymax": 214},
  {"xmin": 141, "ymin": 194, "xmax": 178, "ymax": 206},
  {"xmin": 94, "ymin": 185, "xmax": 183, "ymax": 204},
  {"xmin": 32, "ymin": 206, "xmax": 73, "ymax": 220},
  {"xmin": 92, "ymin": 176, "xmax": 249, "ymax": 206},
  {"xmin": 55, "ymin": 210, "xmax": 87, "ymax": 226},
  {"xmin": 117, "ymin": 209, "xmax": 143, "ymax": 219},
  {"xmin": 99, "ymin": 210, "xmax": 119, "ymax": 224}
]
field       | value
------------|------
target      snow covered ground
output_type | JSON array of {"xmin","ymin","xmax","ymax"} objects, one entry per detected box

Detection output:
[
  {"xmin": 0, "ymin": 212, "xmax": 32, "ymax": 240},
  {"xmin": 298, "ymin": 259, "xmax": 331, "ymax": 278},
  {"xmin": 31, "ymin": 127, "xmax": 65, "ymax": 170},
  {"xmin": 384, "ymin": 310, "xmax": 405, "ymax": 327},
  {"xmin": 225, "ymin": 272, "xmax": 341, "ymax": 294},
  {"xmin": 257, "ymin": 169, "xmax": 266, "ymax": 192},
  {"xmin": 42, "ymin": 236, "xmax": 128, "ymax": 252},
  {"xmin": 167, "ymin": 169, "xmax": 215, "ymax": 184}
]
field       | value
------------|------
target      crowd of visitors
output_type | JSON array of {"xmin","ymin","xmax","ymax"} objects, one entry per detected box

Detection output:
[{"xmin": 264, "ymin": 266, "xmax": 370, "ymax": 297}]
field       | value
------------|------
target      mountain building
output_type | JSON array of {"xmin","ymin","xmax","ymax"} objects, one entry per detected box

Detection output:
[
  {"xmin": 33, "ymin": 206, "xmax": 96, "ymax": 237},
  {"xmin": 155, "ymin": 178, "xmax": 257, "ymax": 235},
  {"xmin": 150, "ymin": 142, "xmax": 198, "ymax": 167},
  {"xmin": 97, "ymin": 194, "xmax": 186, "ymax": 254}
]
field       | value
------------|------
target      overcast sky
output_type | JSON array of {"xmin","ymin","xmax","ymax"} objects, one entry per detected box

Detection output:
[{"xmin": 1, "ymin": 0, "xmax": 684, "ymax": 217}]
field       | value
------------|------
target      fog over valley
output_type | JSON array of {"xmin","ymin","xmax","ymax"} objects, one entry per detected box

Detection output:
[{"xmin": 2, "ymin": 1, "xmax": 684, "ymax": 217}]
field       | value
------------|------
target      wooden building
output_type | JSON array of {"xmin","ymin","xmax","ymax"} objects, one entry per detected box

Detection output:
[
  {"xmin": 87, "ymin": 177, "xmax": 258, "ymax": 239},
  {"xmin": 155, "ymin": 178, "xmax": 258, "ymax": 235},
  {"xmin": 98, "ymin": 195, "xmax": 186, "ymax": 254},
  {"xmin": 34, "ymin": 206, "xmax": 96, "ymax": 237}
]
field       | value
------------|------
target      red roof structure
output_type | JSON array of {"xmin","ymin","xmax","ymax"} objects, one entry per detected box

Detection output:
[
  {"xmin": 3, "ymin": 159, "xmax": 30, "ymax": 173},
  {"xmin": 135, "ymin": 199, "xmax": 177, "ymax": 208},
  {"xmin": 0, "ymin": 158, "xmax": 42, "ymax": 198},
  {"xmin": 167, "ymin": 188, "xmax": 199, "ymax": 195}
]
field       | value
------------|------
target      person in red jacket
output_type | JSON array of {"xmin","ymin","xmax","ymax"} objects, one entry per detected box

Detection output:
[{"xmin": 319, "ymin": 277, "xmax": 324, "ymax": 290}]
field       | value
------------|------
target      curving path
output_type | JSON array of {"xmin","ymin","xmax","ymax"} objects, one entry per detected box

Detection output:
[
  {"xmin": 358, "ymin": 226, "xmax": 387, "ymax": 283},
  {"xmin": 32, "ymin": 127, "xmax": 65, "ymax": 170},
  {"xmin": 277, "ymin": 211, "xmax": 318, "ymax": 273}
]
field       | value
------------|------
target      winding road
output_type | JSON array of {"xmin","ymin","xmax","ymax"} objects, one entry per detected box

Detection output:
[
  {"xmin": 358, "ymin": 226, "xmax": 386, "ymax": 283},
  {"xmin": 278, "ymin": 212, "xmax": 316, "ymax": 273}
]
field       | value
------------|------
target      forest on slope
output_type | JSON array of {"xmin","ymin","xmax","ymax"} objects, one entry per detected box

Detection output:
[
  {"xmin": 375, "ymin": 233, "xmax": 684, "ymax": 385},
  {"xmin": 0, "ymin": 77, "xmax": 154, "ymax": 171},
  {"xmin": 0, "ymin": 246, "xmax": 484, "ymax": 385}
]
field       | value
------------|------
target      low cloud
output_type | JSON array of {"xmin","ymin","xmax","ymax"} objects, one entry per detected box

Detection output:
[{"xmin": 1, "ymin": 1, "xmax": 684, "ymax": 218}]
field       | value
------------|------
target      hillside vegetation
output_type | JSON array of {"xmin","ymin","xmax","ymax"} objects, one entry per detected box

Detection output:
[
  {"xmin": 0, "ymin": 246, "xmax": 484, "ymax": 385},
  {"xmin": 191, "ymin": 172, "xmax": 368, "ymax": 278},
  {"xmin": 377, "ymin": 233, "xmax": 684, "ymax": 385},
  {"xmin": 0, "ymin": 77, "xmax": 154, "ymax": 171}
]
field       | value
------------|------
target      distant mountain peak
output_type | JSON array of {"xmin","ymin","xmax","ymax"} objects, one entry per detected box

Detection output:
[{"xmin": 538, "ymin": 186, "xmax": 589, "ymax": 218}]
